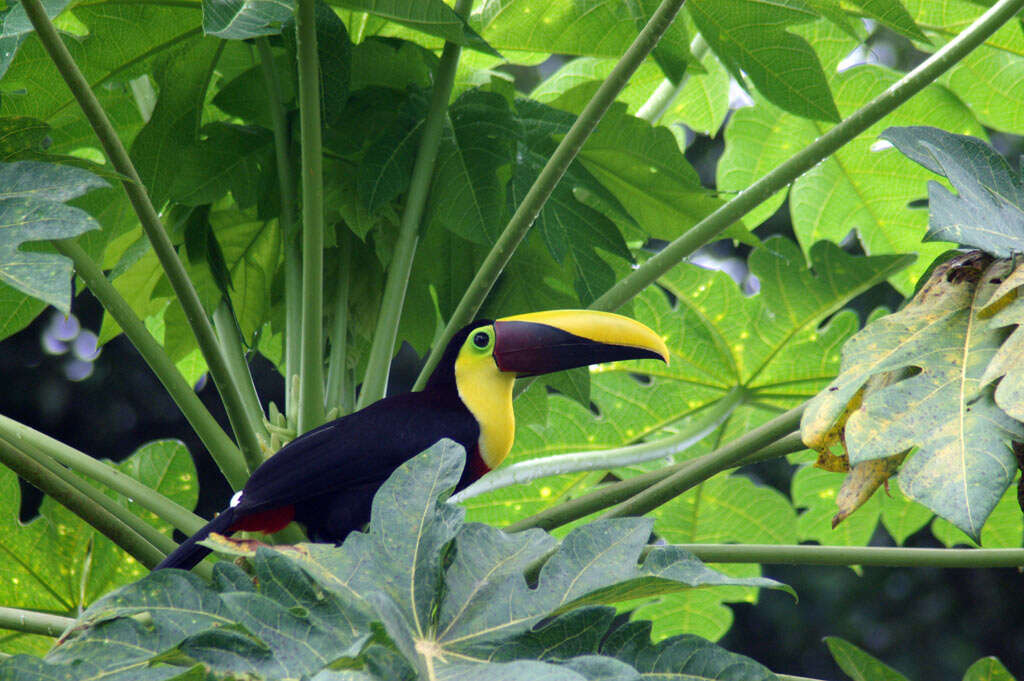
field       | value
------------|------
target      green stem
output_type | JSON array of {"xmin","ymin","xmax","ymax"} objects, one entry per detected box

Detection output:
[
  {"xmin": 295, "ymin": 0, "xmax": 326, "ymax": 433},
  {"xmin": 326, "ymin": 232, "xmax": 352, "ymax": 414},
  {"xmin": 451, "ymin": 386, "xmax": 743, "ymax": 503},
  {"xmin": 0, "ymin": 414, "xmax": 205, "ymax": 536},
  {"xmin": 671, "ymin": 544, "xmax": 1024, "ymax": 568},
  {"xmin": 591, "ymin": 0, "xmax": 1024, "ymax": 312},
  {"xmin": 0, "ymin": 439, "xmax": 165, "ymax": 569},
  {"xmin": 635, "ymin": 34, "xmax": 708, "ymax": 124},
  {"xmin": 0, "ymin": 606, "xmax": 75, "ymax": 638},
  {"xmin": 22, "ymin": 439, "xmax": 180, "ymax": 558},
  {"xmin": 504, "ymin": 430, "xmax": 805, "ymax": 534},
  {"xmin": 356, "ymin": 0, "xmax": 473, "ymax": 408},
  {"xmin": 601, "ymin": 405, "xmax": 804, "ymax": 520},
  {"xmin": 213, "ymin": 300, "xmax": 270, "ymax": 454},
  {"xmin": 256, "ymin": 37, "xmax": 301, "ymax": 424},
  {"xmin": 53, "ymin": 239, "xmax": 248, "ymax": 489},
  {"xmin": 20, "ymin": 0, "xmax": 265, "ymax": 473},
  {"xmin": 412, "ymin": 0, "xmax": 687, "ymax": 392}
]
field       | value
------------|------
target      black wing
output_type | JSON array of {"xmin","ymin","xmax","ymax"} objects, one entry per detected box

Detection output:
[{"xmin": 234, "ymin": 390, "xmax": 479, "ymax": 515}]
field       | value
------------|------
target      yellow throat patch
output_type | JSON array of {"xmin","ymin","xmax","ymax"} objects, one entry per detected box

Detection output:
[{"xmin": 454, "ymin": 326, "xmax": 515, "ymax": 470}]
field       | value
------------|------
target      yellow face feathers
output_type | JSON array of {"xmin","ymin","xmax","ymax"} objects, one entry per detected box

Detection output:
[{"xmin": 454, "ymin": 325, "xmax": 516, "ymax": 470}]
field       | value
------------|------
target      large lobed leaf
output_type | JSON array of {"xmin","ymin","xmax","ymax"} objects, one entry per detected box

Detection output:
[
  {"xmin": 0, "ymin": 161, "xmax": 107, "ymax": 316},
  {"xmin": 803, "ymin": 252, "xmax": 1024, "ymax": 539},
  {"xmin": 0, "ymin": 441, "xmax": 786, "ymax": 680},
  {"xmin": 0, "ymin": 440, "xmax": 198, "ymax": 656}
]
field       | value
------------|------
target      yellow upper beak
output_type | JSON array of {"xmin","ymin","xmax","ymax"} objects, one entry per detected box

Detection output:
[{"xmin": 492, "ymin": 309, "xmax": 669, "ymax": 375}]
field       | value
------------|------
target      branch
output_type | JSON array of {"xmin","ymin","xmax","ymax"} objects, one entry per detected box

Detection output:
[
  {"xmin": 0, "ymin": 413, "xmax": 205, "ymax": 536},
  {"xmin": 0, "ymin": 606, "xmax": 75, "ymax": 638},
  {"xmin": 295, "ymin": 0, "xmax": 326, "ymax": 433},
  {"xmin": 256, "ymin": 38, "xmax": 301, "ymax": 424},
  {"xmin": 450, "ymin": 386, "xmax": 743, "ymax": 503},
  {"xmin": 53, "ymin": 239, "xmax": 249, "ymax": 489},
  {"xmin": 0, "ymin": 439, "xmax": 165, "ymax": 569},
  {"xmin": 356, "ymin": 0, "xmax": 473, "ymax": 408},
  {"xmin": 591, "ymin": 0, "xmax": 1024, "ymax": 312},
  {"xmin": 672, "ymin": 544, "xmax": 1024, "ymax": 568},
  {"xmin": 411, "ymin": 0, "xmax": 689, "ymax": 391},
  {"xmin": 601, "ymin": 405, "xmax": 804, "ymax": 520},
  {"xmin": 20, "ymin": 0, "xmax": 265, "ymax": 471}
]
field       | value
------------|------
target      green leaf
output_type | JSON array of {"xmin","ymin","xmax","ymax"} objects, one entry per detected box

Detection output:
[
  {"xmin": 476, "ymin": 0, "xmax": 652, "ymax": 59},
  {"xmin": 793, "ymin": 462, "xmax": 881, "ymax": 547},
  {"xmin": 529, "ymin": 58, "xmax": 666, "ymax": 124},
  {"xmin": 203, "ymin": 0, "xmax": 292, "ymax": 39},
  {"xmin": 0, "ymin": 161, "xmax": 108, "ymax": 313},
  {"xmin": 825, "ymin": 636, "xmax": 911, "ymax": 681},
  {"xmin": 349, "ymin": 36, "xmax": 436, "ymax": 92},
  {"xmin": 603, "ymin": 624, "xmax": 777, "ymax": 680},
  {"xmin": 330, "ymin": 0, "xmax": 497, "ymax": 56},
  {"xmin": 1, "ymin": 2, "xmax": 201, "ymax": 153},
  {"xmin": 981, "ymin": 279, "xmax": 1024, "ymax": 423},
  {"xmin": 879, "ymin": 477, "xmax": 933, "ymax": 545},
  {"xmin": 129, "ymin": 37, "xmax": 223, "ymax": 208},
  {"xmin": 576, "ymin": 105, "xmax": 738, "ymax": 243},
  {"xmin": 0, "ymin": 440, "xmax": 198, "ymax": 655},
  {"xmin": 848, "ymin": 0, "xmax": 927, "ymax": 42},
  {"xmin": 882, "ymin": 126, "xmax": 1024, "ymax": 257},
  {"xmin": 963, "ymin": 657, "xmax": 1018, "ymax": 681},
  {"xmin": 803, "ymin": 254, "xmax": 1024, "ymax": 539},
  {"xmin": 429, "ymin": 90, "xmax": 518, "ymax": 245},
  {"xmin": 687, "ymin": 0, "xmax": 840, "ymax": 122},
  {"xmin": 213, "ymin": 52, "xmax": 296, "ymax": 128},
  {"xmin": 358, "ymin": 90, "xmax": 429, "ymax": 214}
]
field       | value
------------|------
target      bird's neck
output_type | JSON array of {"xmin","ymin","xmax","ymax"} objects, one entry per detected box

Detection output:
[{"xmin": 454, "ymin": 363, "xmax": 516, "ymax": 471}]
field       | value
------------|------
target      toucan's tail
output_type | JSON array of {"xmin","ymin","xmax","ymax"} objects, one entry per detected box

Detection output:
[{"xmin": 155, "ymin": 507, "xmax": 237, "ymax": 571}]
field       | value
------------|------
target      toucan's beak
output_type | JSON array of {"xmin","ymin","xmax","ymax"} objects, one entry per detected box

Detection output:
[{"xmin": 492, "ymin": 310, "xmax": 669, "ymax": 376}]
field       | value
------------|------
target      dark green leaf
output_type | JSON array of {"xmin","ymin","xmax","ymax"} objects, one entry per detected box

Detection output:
[
  {"xmin": 882, "ymin": 126, "xmax": 1024, "ymax": 257},
  {"xmin": 358, "ymin": 90, "xmax": 429, "ymax": 213},
  {"xmin": 350, "ymin": 37, "xmax": 436, "ymax": 92},
  {"xmin": 430, "ymin": 90, "xmax": 518, "ymax": 245},
  {"xmin": 129, "ymin": 37, "xmax": 222, "ymax": 208},
  {"xmin": 213, "ymin": 52, "xmax": 296, "ymax": 128},
  {"xmin": 283, "ymin": 0, "xmax": 351, "ymax": 127}
]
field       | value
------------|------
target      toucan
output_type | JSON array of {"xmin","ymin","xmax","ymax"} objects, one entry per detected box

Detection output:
[{"xmin": 155, "ymin": 310, "xmax": 668, "ymax": 570}]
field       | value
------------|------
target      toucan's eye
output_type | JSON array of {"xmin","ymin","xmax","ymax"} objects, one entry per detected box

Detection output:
[{"xmin": 473, "ymin": 332, "xmax": 490, "ymax": 349}]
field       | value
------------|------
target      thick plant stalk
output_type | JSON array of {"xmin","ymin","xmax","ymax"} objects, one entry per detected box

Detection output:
[
  {"xmin": 213, "ymin": 299, "xmax": 271, "ymax": 450},
  {"xmin": 672, "ymin": 544, "xmax": 1024, "ymax": 568},
  {"xmin": 412, "ymin": 0, "xmax": 688, "ymax": 392},
  {"xmin": 450, "ymin": 386, "xmax": 742, "ymax": 503},
  {"xmin": 504, "ymin": 431, "xmax": 805, "ymax": 533},
  {"xmin": 52, "ymin": 239, "xmax": 248, "ymax": 490},
  {"xmin": 257, "ymin": 37, "xmax": 302, "ymax": 424},
  {"xmin": 356, "ymin": 0, "xmax": 474, "ymax": 408},
  {"xmin": 0, "ymin": 414, "xmax": 205, "ymax": 536},
  {"xmin": 20, "ymin": 0, "xmax": 265, "ymax": 473},
  {"xmin": 592, "ymin": 0, "xmax": 1024, "ymax": 312},
  {"xmin": 295, "ymin": 0, "xmax": 326, "ymax": 433},
  {"xmin": 326, "ymin": 233, "xmax": 352, "ymax": 414},
  {"xmin": 0, "ymin": 439, "xmax": 165, "ymax": 569},
  {"xmin": 0, "ymin": 607, "xmax": 75, "ymax": 638},
  {"xmin": 601, "ymin": 406, "xmax": 804, "ymax": 520}
]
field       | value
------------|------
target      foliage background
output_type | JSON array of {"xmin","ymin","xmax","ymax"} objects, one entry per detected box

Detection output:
[{"xmin": 0, "ymin": 0, "xmax": 1022, "ymax": 678}]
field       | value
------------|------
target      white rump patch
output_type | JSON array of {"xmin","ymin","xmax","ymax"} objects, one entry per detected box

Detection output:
[{"xmin": 230, "ymin": 490, "xmax": 244, "ymax": 508}]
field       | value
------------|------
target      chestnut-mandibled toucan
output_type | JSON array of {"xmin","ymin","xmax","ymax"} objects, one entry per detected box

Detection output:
[{"xmin": 156, "ymin": 310, "xmax": 668, "ymax": 570}]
